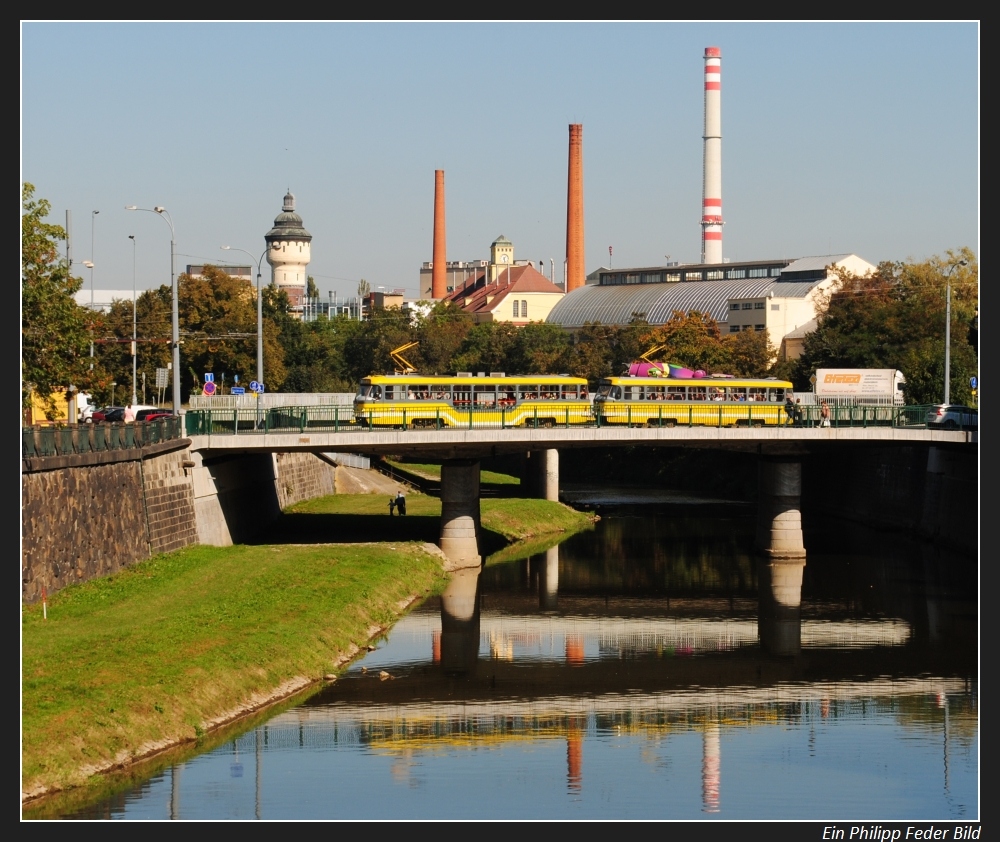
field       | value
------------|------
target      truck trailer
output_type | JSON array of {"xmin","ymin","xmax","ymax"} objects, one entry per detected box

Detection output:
[{"xmin": 814, "ymin": 369, "xmax": 906, "ymax": 406}]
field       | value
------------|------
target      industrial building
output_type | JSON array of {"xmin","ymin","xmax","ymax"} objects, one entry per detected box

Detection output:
[{"xmin": 546, "ymin": 254, "xmax": 875, "ymax": 361}]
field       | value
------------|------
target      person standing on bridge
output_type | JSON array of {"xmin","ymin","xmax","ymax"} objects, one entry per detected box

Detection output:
[{"xmin": 820, "ymin": 401, "xmax": 831, "ymax": 428}]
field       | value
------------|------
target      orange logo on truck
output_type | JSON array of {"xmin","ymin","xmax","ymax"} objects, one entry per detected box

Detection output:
[{"xmin": 824, "ymin": 374, "xmax": 861, "ymax": 384}]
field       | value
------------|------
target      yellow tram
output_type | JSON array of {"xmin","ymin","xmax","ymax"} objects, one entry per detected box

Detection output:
[
  {"xmin": 354, "ymin": 373, "xmax": 592, "ymax": 429},
  {"xmin": 594, "ymin": 376, "xmax": 794, "ymax": 427}
]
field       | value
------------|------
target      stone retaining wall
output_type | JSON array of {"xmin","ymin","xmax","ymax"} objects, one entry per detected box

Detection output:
[
  {"xmin": 22, "ymin": 444, "xmax": 340, "ymax": 602},
  {"xmin": 21, "ymin": 441, "xmax": 197, "ymax": 603}
]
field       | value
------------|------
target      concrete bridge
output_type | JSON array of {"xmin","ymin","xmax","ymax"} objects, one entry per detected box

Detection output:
[{"xmin": 186, "ymin": 424, "xmax": 976, "ymax": 570}]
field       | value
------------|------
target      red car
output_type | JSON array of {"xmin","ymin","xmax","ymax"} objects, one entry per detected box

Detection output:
[{"xmin": 135, "ymin": 409, "xmax": 173, "ymax": 422}]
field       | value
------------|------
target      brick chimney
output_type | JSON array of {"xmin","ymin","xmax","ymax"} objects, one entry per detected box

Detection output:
[
  {"xmin": 565, "ymin": 125, "xmax": 585, "ymax": 292},
  {"xmin": 432, "ymin": 169, "xmax": 447, "ymax": 299}
]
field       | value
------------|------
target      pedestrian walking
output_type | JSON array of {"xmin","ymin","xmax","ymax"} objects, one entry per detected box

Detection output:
[
  {"xmin": 784, "ymin": 396, "xmax": 797, "ymax": 427},
  {"xmin": 395, "ymin": 491, "xmax": 407, "ymax": 516},
  {"xmin": 388, "ymin": 497, "xmax": 395, "ymax": 516},
  {"xmin": 820, "ymin": 401, "xmax": 831, "ymax": 428}
]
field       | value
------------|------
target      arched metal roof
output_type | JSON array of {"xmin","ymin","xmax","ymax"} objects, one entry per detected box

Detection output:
[{"xmin": 547, "ymin": 279, "xmax": 821, "ymax": 328}]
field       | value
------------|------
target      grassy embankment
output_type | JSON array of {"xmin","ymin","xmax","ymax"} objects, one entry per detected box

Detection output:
[{"xmin": 22, "ymin": 490, "xmax": 592, "ymax": 804}]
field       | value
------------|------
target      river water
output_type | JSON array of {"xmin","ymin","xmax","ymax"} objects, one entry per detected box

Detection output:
[{"xmin": 58, "ymin": 486, "xmax": 978, "ymax": 820}]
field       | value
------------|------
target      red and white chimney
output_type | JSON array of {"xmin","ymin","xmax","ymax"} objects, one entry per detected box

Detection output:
[
  {"xmin": 701, "ymin": 47, "xmax": 723, "ymax": 264},
  {"xmin": 431, "ymin": 169, "xmax": 447, "ymax": 299}
]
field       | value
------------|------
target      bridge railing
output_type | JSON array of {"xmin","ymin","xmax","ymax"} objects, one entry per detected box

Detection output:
[
  {"xmin": 22, "ymin": 417, "xmax": 185, "ymax": 458},
  {"xmin": 184, "ymin": 404, "xmax": 936, "ymax": 436}
]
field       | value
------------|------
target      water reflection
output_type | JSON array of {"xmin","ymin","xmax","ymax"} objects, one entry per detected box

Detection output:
[{"xmin": 53, "ymin": 501, "xmax": 977, "ymax": 820}]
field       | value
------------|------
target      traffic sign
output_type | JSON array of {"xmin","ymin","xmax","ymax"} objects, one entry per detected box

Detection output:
[
  {"xmin": 970, "ymin": 376, "xmax": 977, "ymax": 389},
  {"xmin": 203, "ymin": 381, "xmax": 217, "ymax": 396},
  {"xmin": 204, "ymin": 372, "xmax": 214, "ymax": 383},
  {"xmin": 231, "ymin": 387, "xmax": 245, "ymax": 395},
  {"xmin": 249, "ymin": 380, "xmax": 260, "ymax": 392}
]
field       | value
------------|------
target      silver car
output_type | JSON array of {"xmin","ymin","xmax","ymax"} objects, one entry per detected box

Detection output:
[{"xmin": 926, "ymin": 404, "xmax": 977, "ymax": 430}]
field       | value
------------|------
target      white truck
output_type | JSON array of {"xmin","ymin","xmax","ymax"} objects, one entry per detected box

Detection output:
[{"xmin": 814, "ymin": 369, "xmax": 906, "ymax": 406}]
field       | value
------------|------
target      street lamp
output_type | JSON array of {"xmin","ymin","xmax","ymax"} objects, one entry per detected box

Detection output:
[
  {"xmin": 127, "ymin": 205, "xmax": 179, "ymax": 416},
  {"xmin": 220, "ymin": 246, "xmax": 267, "ymax": 389},
  {"xmin": 111, "ymin": 381, "xmax": 117, "ymax": 406},
  {"xmin": 943, "ymin": 258, "xmax": 969, "ymax": 405},
  {"xmin": 129, "ymin": 235, "xmax": 138, "ymax": 406}
]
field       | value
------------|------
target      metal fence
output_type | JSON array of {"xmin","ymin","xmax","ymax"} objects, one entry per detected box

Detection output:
[
  {"xmin": 184, "ymin": 404, "xmax": 938, "ymax": 436},
  {"xmin": 22, "ymin": 417, "xmax": 185, "ymax": 458}
]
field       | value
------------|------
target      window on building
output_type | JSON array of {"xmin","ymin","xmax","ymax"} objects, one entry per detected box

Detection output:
[
  {"xmin": 755, "ymin": 324, "xmax": 765, "ymax": 331},
  {"xmin": 748, "ymin": 268, "xmax": 769, "ymax": 278},
  {"xmin": 521, "ymin": 300, "xmax": 527, "ymax": 318},
  {"xmin": 666, "ymin": 273, "xmax": 681, "ymax": 282},
  {"xmin": 755, "ymin": 302, "xmax": 765, "ymax": 309},
  {"xmin": 513, "ymin": 301, "xmax": 519, "ymax": 318},
  {"xmin": 729, "ymin": 325, "xmax": 741, "ymax": 333},
  {"xmin": 771, "ymin": 303, "xmax": 780, "ymax": 310},
  {"xmin": 727, "ymin": 269, "xmax": 746, "ymax": 279},
  {"xmin": 706, "ymin": 270, "xmax": 723, "ymax": 280},
  {"xmin": 742, "ymin": 302, "xmax": 753, "ymax": 310},
  {"xmin": 730, "ymin": 302, "xmax": 740, "ymax": 311},
  {"xmin": 770, "ymin": 267, "xmax": 782, "ymax": 277}
]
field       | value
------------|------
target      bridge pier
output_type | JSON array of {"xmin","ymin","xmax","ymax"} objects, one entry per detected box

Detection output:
[
  {"xmin": 523, "ymin": 449, "xmax": 559, "ymax": 501},
  {"xmin": 755, "ymin": 457, "xmax": 806, "ymax": 560},
  {"xmin": 439, "ymin": 459, "xmax": 482, "ymax": 569}
]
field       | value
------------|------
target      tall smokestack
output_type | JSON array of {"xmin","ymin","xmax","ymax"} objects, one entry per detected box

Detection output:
[
  {"xmin": 432, "ymin": 169, "xmax": 447, "ymax": 299},
  {"xmin": 701, "ymin": 47, "xmax": 723, "ymax": 264},
  {"xmin": 565, "ymin": 124, "xmax": 585, "ymax": 292}
]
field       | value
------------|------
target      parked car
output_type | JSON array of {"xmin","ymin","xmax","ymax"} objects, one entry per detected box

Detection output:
[
  {"xmin": 134, "ymin": 408, "xmax": 172, "ymax": 422},
  {"xmin": 92, "ymin": 406, "xmax": 125, "ymax": 423},
  {"xmin": 926, "ymin": 404, "xmax": 977, "ymax": 430}
]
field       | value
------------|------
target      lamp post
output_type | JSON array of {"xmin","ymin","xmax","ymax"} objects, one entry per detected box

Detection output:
[
  {"xmin": 943, "ymin": 258, "xmax": 969, "ymax": 405},
  {"xmin": 220, "ymin": 246, "xmax": 267, "ymax": 389},
  {"xmin": 87, "ymin": 210, "xmax": 99, "ymax": 368},
  {"xmin": 127, "ymin": 206, "xmax": 178, "ymax": 416},
  {"xmin": 129, "ymin": 235, "xmax": 138, "ymax": 406}
]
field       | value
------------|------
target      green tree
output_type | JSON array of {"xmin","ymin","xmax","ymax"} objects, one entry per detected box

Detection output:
[
  {"xmin": 722, "ymin": 328, "xmax": 777, "ymax": 376},
  {"xmin": 306, "ymin": 275, "xmax": 320, "ymax": 300},
  {"xmin": 414, "ymin": 302, "xmax": 474, "ymax": 375},
  {"xmin": 21, "ymin": 183, "xmax": 96, "ymax": 414},
  {"xmin": 790, "ymin": 250, "xmax": 978, "ymax": 404}
]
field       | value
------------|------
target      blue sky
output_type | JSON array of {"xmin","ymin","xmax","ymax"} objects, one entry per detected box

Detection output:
[{"xmin": 22, "ymin": 22, "xmax": 979, "ymax": 300}]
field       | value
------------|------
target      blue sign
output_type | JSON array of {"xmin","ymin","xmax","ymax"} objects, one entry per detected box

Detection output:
[
  {"xmin": 204, "ymin": 373, "xmax": 215, "ymax": 383},
  {"xmin": 970, "ymin": 376, "xmax": 977, "ymax": 389},
  {"xmin": 233, "ymin": 375, "xmax": 239, "ymax": 383},
  {"xmin": 231, "ymin": 387, "xmax": 246, "ymax": 395},
  {"xmin": 249, "ymin": 380, "xmax": 260, "ymax": 392}
]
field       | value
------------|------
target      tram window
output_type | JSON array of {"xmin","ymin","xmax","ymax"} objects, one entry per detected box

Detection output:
[
  {"xmin": 668, "ymin": 387, "xmax": 686, "ymax": 400},
  {"xmin": 749, "ymin": 388, "xmax": 766, "ymax": 401},
  {"xmin": 453, "ymin": 387, "xmax": 472, "ymax": 406},
  {"xmin": 729, "ymin": 388, "xmax": 747, "ymax": 401},
  {"xmin": 385, "ymin": 386, "xmax": 396, "ymax": 400},
  {"xmin": 690, "ymin": 387, "xmax": 707, "ymax": 401},
  {"xmin": 598, "ymin": 383, "xmax": 612, "ymax": 398},
  {"xmin": 519, "ymin": 385, "xmax": 540, "ymax": 400},
  {"xmin": 562, "ymin": 386, "xmax": 578, "ymax": 399},
  {"xmin": 473, "ymin": 386, "xmax": 496, "ymax": 407},
  {"xmin": 624, "ymin": 386, "xmax": 639, "ymax": 400},
  {"xmin": 611, "ymin": 386, "xmax": 622, "ymax": 400},
  {"xmin": 647, "ymin": 386, "xmax": 665, "ymax": 400}
]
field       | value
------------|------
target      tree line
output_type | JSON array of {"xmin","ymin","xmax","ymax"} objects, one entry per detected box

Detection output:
[{"xmin": 23, "ymin": 183, "xmax": 978, "ymax": 413}]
